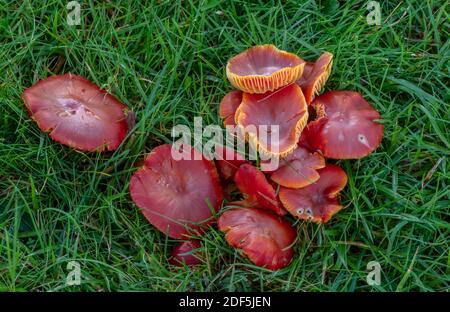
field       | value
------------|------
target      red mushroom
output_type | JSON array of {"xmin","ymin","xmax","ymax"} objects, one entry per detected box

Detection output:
[
  {"xmin": 266, "ymin": 147, "xmax": 326, "ymax": 189},
  {"xmin": 21, "ymin": 73, "xmax": 130, "ymax": 152},
  {"xmin": 226, "ymin": 45, "xmax": 305, "ymax": 94},
  {"xmin": 303, "ymin": 90, "xmax": 384, "ymax": 159},
  {"xmin": 219, "ymin": 90, "xmax": 242, "ymax": 127},
  {"xmin": 129, "ymin": 144, "xmax": 223, "ymax": 239},
  {"xmin": 235, "ymin": 84, "xmax": 308, "ymax": 157},
  {"xmin": 233, "ymin": 164, "xmax": 285, "ymax": 215},
  {"xmin": 214, "ymin": 145, "xmax": 248, "ymax": 180},
  {"xmin": 297, "ymin": 52, "xmax": 333, "ymax": 104},
  {"xmin": 218, "ymin": 207, "xmax": 296, "ymax": 270},
  {"xmin": 169, "ymin": 240, "xmax": 202, "ymax": 267},
  {"xmin": 279, "ymin": 164, "xmax": 348, "ymax": 223}
]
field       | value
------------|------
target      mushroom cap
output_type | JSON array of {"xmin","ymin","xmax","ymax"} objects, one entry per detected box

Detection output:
[
  {"xmin": 219, "ymin": 90, "xmax": 242, "ymax": 127},
  {"xmin": 269, "ymin": 147, "xmax": 326, "ymax": 188},
  {"xmin": 235, "ymin": 84, "xmax": 308, "ymax": 157},
  {"xmin": 226, "ymin": 45, "xmax": 305, "ymax": 94},
  {"xmin": 218, "ymin": 207, "xmax": 296, "ymax": 270},
  {"xmin": 279, "ymin": 164, "xmax": 347, "ymax": 223},
  {"xmin": 214, "ymin": 145, "xmax": 248, "ymax": 180},
  {"xmin": 21, "ymin": 73, "xmax": 130, "ymax": 152},
  {"xmin": 234, "ymin": 164, "xmax": 285, "ymax": 215},
  {"xmin": 129, "ymin": 144, "xmax": 223, "ymax": 239},
  {"xmin": 169, "ymin": 240, "xmax": 202, "ymax": 267},
  {"xmin": 297, "ymin": 52, "xmax": 333, "ymax": 104},
  {"xmin": 304, "ymin": 90, "xmax": 384, "ymax": 159}
]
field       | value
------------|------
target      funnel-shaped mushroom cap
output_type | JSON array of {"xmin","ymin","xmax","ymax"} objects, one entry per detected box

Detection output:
[
  {"xmin": 130, "ymin": 144, "xmax": 223, "ymax": 239},
  {"xmin": 169, "ymin": 240, "xmax": 202, "ymax": 266},
  {"xmin": 21, "ymin": 73, "xmax": 130, "ymax": 152},
  {"xmin": 235, "ymin": 84, "xmax": 308, "ymax": 157},
  {"xmin": 219, "ymin": 91, "xmax": 242, "ymax": 126},
  {"xmin": 214, "ymin": 145, "xmax": 248, "ymax": 180},
  {"xmin": 234, "ymin": 164, "xmax": 285, "ymax": 215},
  {"xmin": 218, "ymin": 208, "xmax": 296, "ymax": 270},
  {"xmin": 297, "ymin": 52, "xmax": 333, "ymax": 104},
  {"xmin": 279, "ymin": 164, "xmax": 347, "ymax": 223},
  {"xmin": 269, "ymin": 147, "xmax": 326, "ymax": 188},
  {"xmin": 226, "ymin": 45, "xmax": 305, "ymax": 94},
  {"xmin": 304, "ymin": 91, "xmax": 384, "ymax": 159}
]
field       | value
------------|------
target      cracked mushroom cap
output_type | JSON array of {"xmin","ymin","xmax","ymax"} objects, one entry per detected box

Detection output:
[
  {"xmin": 279, "ymin": 164, "xmax": 347, "ymax": 223},
  {"xmin": 129, "ymin": 144, "xmax": 223, "ymax": 239},
  {"xmin": 297, "ymin": 52, "xmax": 333, "ymax": 104},
  {"xmin": 233, "ymin": 164, "xmax": 285, "ymax": 215},
  {"xmin": 169, "ymin": 240, "xmax": 202, "ymax": 267},
  {"xmin": 218, "ymin": 207, "xmax": 296, "ymax": 270},
  {"xmin": 304, "ymin": 90, "xmax": 384, "ymax": 159},
  {"xmin": 219, "ymin": 90, "xmax": 242, "ymax": 127},
  {"xmin": 21, "ymin": 73, "xmax": 130, "ymax": 152},
  {"xmin": 226, "ymin": 45, "xmax": 305, "ymax": 94},
  {"xmin": 268, "ymin": 147, "xmax": 326, "ymax": 189},
  {"xmin": 235, "ymin": 84, "xmax": 308, "ymax": 157}
]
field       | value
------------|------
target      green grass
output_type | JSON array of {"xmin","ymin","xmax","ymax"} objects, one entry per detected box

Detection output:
[{"xmin": 0, "ymin": 0, "xmax": 449, "ymax": 291}]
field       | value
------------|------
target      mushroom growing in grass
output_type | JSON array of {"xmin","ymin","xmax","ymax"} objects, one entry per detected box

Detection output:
[
  {"xmin": 169, "ymin": 240, "xmax": 202, "ymax": 267},
  {"xmin": 129, "ymin": 144, "xmax": 223, "ymax": 239},
  {"xmin": 226, "ymin": 44, "xmax": 305, "ymax": 94},
  {"xmin": 302, "ymin": 91, "xmax": 384, "ymax": 159},
  {"xmin": 263, "ymin": 146, "xmax": 326, "ymax": 189},
  {"xmin": 235, "ymin": 84, "xmax": 308, "ymax": 157},
  {"xmin": 279, "ymin": 164, "xmax": 348, "ymax": 223},
  {"xmin": 233, "ymin": 164, "xmax": 285, "ymax": 216},
  {"xmin": 218, "ymin": 207, "xmax": 296, "ymax": 271},
  {"xmin": 296, "ymin": 52, "xmax": 333, "ymax": 104},
  {"xmin": 219, "ymin": 90, "xmax": 242, "ymax": 127},
  {"xmin": 21, "ymin": 73, "xmax": 131, "ymax": 152}
]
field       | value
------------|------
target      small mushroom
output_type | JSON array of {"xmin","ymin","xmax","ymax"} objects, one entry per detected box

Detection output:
[
  {"xmin": 169, "ymin": 240, "xmax": 202, "ymax": 267},
  {"xmin": 267, "ymin": 147, "xmax": 326, "ymax": 189},
  {"xmin": 218, "ymin": 207, "xmax": 296, "ymax": 270},
  {"xmin": 219, "ymin": 90, "xmax": 242, "ymax": 127},
  {"xmin": 214, "ymin": 145, "xmax": 248, "ymax": 180},
  {"xmin": 279, "ymin": 164, "xmax": 348, "ymax": 223},
  {"xmin": 297, "ymin": 52, "xmax": 333, "ymax": 104},
  {"xmin": 226, "ymin": 45, "xmax": 305, "ymax": 94},
  {"xmin": 303, "ymin": 90, "xmax": 384, "ymax": 159},
  {"xmin": 235, "ymin": 84, "xmax": 308, "ymax": 157},
  {"xmin": 233, "ymin": 164, "xmax": 285, "ymax": 216},
  {"xmin": 129, "ymin": 144, "xmax": 223, "ymax": 239},
  {"xmin": 21, "ymin": 73, "xmax": 130, "ymax": 152}
]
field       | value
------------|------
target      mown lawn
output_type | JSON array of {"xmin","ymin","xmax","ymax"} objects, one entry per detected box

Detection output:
[{"xmin": 0, "ymin": 0, "xmax": 448, "ymax": 291}]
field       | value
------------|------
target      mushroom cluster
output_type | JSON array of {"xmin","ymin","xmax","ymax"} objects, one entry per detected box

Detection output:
[
  {"xmin": 215, "ymin": 45, "xmax": 383, "ymax": 269},
  {"xmin": 20, "ymin": 45, "xmax": 383, "ymax": 271}
]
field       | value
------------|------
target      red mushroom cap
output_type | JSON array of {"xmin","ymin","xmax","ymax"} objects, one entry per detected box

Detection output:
[
  {"xmin": 235, "ymin": 84, "xmax": 308, "ymax": 157},
  {"xmin": 214, "ymin": 145, "xmax": 248, "ymax": 180},
  {"xmin": 129, "ymin": 144, "xmax": 223, "ymax": 239},
  {"xmin": 169, "ymin": 240, "xmax": 202, "ymax": 267},
  {"xmin": 304, "ymin": 90, "xmax": 384, "ymax": 159},
  {"xmin": 297, "ymin": 52, "xmax": 333, "ymax": 104},
  {"xmin": 219, "ymin": 90, "xmax": 242, "ymax": 127},
  {"xmin": 218, "ymin": 207, "xmax": 296, "ymax": 270},
  {"xmin": 21, "ymin": 73, "xmax": 130, "ymax": 152},
  {"xmin": 269, "ymin": 147, "xmax": 326, "ymax": 188},
  {"xmin": 226, "ymin": 45, "xmax": 305, "ymax": 94},
  {"xmin": 279, "ymin": 164, "xmax": 348, "ymax": 223},
  {"xmin": 233, "ymin": 164, "xmax": 285, "ymax": 215}
]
